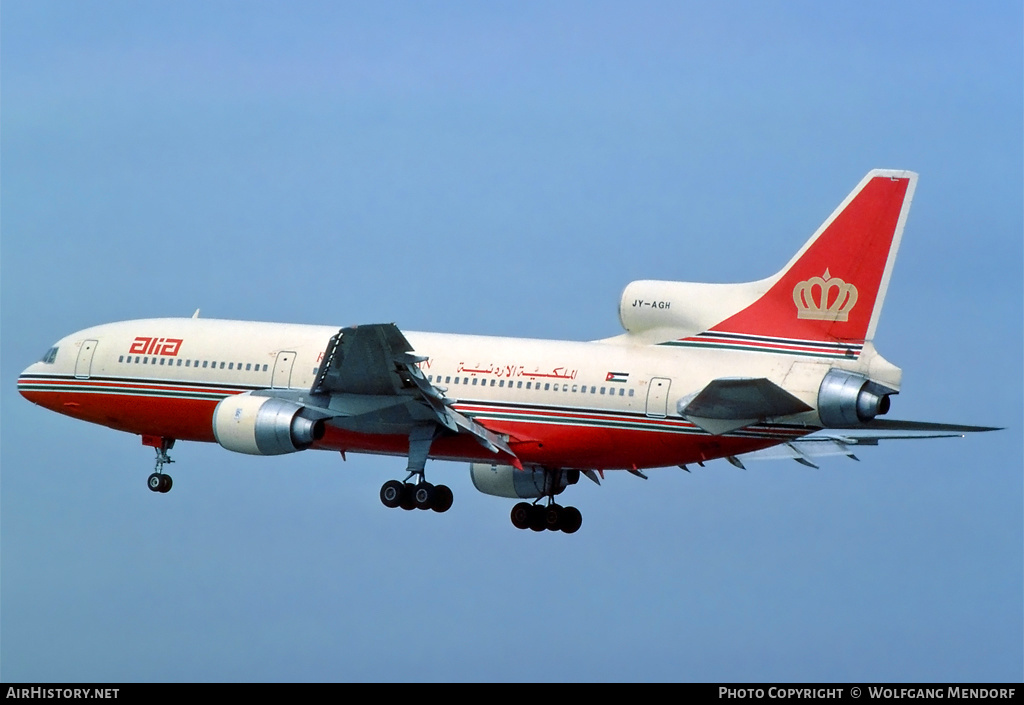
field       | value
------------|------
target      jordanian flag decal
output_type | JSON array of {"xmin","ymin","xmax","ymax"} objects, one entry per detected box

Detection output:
[{"xmin": 605, "ymin": 372, "xmax": 629, "ymax": 383}]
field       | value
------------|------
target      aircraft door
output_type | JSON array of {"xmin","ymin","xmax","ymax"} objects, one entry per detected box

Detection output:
[
  {"xmin": 271, "ymin": 351, "xmax": 297, "ymax": 388},
  {"xmin": 646, "ymin": 377, "xmax": 671, "ymax": 418},
  {"xmin": 75, "ymin": 340, "xmax": 99, "ymax": 379}
]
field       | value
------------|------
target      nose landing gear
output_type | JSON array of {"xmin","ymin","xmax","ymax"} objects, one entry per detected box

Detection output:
[{"xmin": 143, "ymin": 436, "xmax": 175, "ymax": 493}]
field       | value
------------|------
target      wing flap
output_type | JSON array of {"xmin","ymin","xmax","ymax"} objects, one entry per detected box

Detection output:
[
  {"xmin": 311, "ymin": 323, "xmax": 518, "ymax": 462},
  {"xmin": 740, "ymin": 423, "xmax": 1000, "ymax": 465}
]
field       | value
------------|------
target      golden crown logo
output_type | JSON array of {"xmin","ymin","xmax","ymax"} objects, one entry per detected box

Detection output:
[{"xmin": 793, "ymin": 269, "xmax": 858, "ymax": 321}]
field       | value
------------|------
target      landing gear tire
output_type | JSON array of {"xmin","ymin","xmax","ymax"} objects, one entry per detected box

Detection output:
[
  {"xmin": 510, "ymin": 502, "xmax": 582, "ymax": 533},
  {"xmin": 414, "ymin": 482, "xmax": 435, "ymax": 510},
  {"xmin": 544, "ymin": 504, "xmax": 563, "ymax": 531},
  {"xmin": 381, "ymin": 478, "xmax": 453, "ymax": 513},
  {"xmin": 431, "ymin": 485, "xmax": 454, "ymax": 513},
  {"xmin": 380, "ymin": 480, "xmax": 404, "ymax": 508},
  {"xmin": 148, "ymin": 473, "xmax": 172, "ymax": 493},
  {"xmin": 399, "ymin": 483, "xmax": 417, "ymax": 510},
  {"xmin": 560, "ymin": 506, "xmax": 583, "ymax": 534},
  {"xmin": 528, "ymin": 504, "xmax": 547, "ymax": 532},
  {"xmin": 511, "ymin": 502, "xmax": 532, "ymax": 529}
]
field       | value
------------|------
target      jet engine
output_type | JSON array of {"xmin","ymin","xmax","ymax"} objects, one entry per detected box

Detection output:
[
  {"xmin": 213, "ymin": 392, "xmax": 326, "ymax": 455},
  {"xmin": 470, "ymin": 463, "xmax": 580, "ymax": 499},
  {"xmin": 817, "ymin": 369, "xmax": 895, "ymax": 427}
]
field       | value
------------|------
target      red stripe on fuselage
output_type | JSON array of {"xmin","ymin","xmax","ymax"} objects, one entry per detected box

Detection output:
[
  {"xmin": 20, "ymin": 386, "xmax": 797, "ymax": 470},
  {"xmin": 20, "ymin": 388, "xmax": 221, "ymax": 441}
]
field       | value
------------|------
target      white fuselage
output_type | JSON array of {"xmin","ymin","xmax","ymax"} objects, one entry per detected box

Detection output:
[{"xmin": 18, "ymin": 316, "xmax": 893, "ymax": 471}]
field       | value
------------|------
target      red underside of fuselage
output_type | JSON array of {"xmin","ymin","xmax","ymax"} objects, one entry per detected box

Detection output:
[{"xmin": 20, "ymin": 389, "xmax": 785, "ymax": 470}]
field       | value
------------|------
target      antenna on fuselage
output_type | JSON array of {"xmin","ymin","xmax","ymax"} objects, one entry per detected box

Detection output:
[{"xmin": 191, "ymin": 308, "xmax": 200, "ymax": 319}]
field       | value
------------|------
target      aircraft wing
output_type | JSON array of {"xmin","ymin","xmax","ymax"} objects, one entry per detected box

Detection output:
[
  {"xmin": 311, "ymin": 324, "xmax": 515, "ymax": 459},
  {"xmin": 738, "ymin": 422, "xmax": 1001, "ymax": 468},
  {"xmin": 678, "ymin": 377, "xmax": 813, "ymax": 435}
]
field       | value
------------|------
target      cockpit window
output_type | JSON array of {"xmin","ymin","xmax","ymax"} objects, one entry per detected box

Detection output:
[{"xmin": 40, "ymin": 346, "xmax": 58, "ymax": 364}]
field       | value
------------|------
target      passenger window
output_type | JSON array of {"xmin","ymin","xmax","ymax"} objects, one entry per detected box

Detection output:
[
  {"xmin": 118, "ymin": 355, "xmax": 124, "ymax": 363},
  {"xmin": 203, "ymin": 361, "xmax": 208, "ymax": 368},
  {"xmin": 619, "ymin": 388, "xmax": 624, "ymax": 396},
  {"xmin": 526, "ymin": 382, "xmax": 532, "ymax": 389},
  {"xmin": 517, "ymin": 381, "xmax": 522, "ymax": 389},
  {"xmin": 472, "ymin": 378, "xmax": 478, "ymax": 385},
  {"xmin": 246, "ymin": 363, "xmax": 252, "ymax": 371},
  {"xmin": 229, "ymin": 363, "xmax": 234, "ymax": 370},
  {"xmin": 571, "ymin": 385, "xmax": 577, "ymax": 392},
  {"xmin": 219, "ymin": 362, "xmax": 225, "ymax": 369},
  {"xmin": 544, "ymin": 383, "xmax": 550, "ymax": 391},
  {"xmin": 445, "ymin": 376, "xmax": 451, "ymax": 383},
  {"xmin": 629, "ymin": 389, "xmax": 634, "ymax": 397},
  {"xmin": 490, "ymin": 379, "xmax": 496, "ymax": 387}
]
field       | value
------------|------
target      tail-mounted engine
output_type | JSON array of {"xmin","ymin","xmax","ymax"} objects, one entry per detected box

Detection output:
[
  {"xmin": 470, "ymin": 463, "xmax": 580, "ymax": 499},
  {"xmin": 213, "ymin": 392, "xmax": 326, "ymax": 455},
  {"xmin": 817, "ymin": 369, "xmax": 896, "ymax": 427}
]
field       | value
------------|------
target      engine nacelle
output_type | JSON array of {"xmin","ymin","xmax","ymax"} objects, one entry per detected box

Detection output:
[
  {"xmin": 213, "ymin": 393, "xmax": 326, "ymax": 456},
  {"xmin": 817, "ymin": 369, "xmax": 895, "ymax": 427},
  {"xmin": 470, "ymin": 463, "xmax": 580, "ymax": 499}
]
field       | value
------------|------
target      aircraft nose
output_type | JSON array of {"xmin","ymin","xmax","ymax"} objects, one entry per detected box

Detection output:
[{"xmin": 18, "ymin": 362, "xmax": 38, "ymax": 400}]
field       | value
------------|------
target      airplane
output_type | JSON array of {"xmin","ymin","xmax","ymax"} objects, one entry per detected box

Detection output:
[{"xmin": 18, "ymin": 169, "xmax": 997, "ymax": 533}]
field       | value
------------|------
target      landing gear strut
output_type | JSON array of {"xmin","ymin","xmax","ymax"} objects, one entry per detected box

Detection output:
[
  {"xmin": 143, "ymin": 436, "xmax": 174, "ymax": 493},
  {"xmin": 379, "ymin": 425, "xmax": 453, "ymax": 513}
]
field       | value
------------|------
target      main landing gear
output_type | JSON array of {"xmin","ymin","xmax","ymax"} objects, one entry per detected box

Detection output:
[
  {"xmin": 144, "ymin": 436, "xmax": 174, "ymax": 494},
  {"xmin": 379, "ymin": 425, "xmax": 453, "ymax": 513},
  {"xmin": 510, "ymin": 501, "xmax": 583, "ymax": 534},
  {"xmin": 379, "ymin": 478, "xmax": 454, "ymax": 513}
]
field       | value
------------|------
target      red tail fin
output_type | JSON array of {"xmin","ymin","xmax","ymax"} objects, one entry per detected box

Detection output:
[{"xmin": 709, "ymin": 170, "xmax": 916, "ymax": 344}]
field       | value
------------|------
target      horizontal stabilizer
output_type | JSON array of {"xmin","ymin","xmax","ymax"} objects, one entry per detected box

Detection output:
[{"xmin": 680, "ymin": 377, "xmax": 812, "ymax": 435}]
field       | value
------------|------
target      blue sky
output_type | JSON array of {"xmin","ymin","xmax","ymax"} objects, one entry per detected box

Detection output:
[{"xmin": 2, "ymin": 1, "xmax": 1021, "ymax": 682}]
